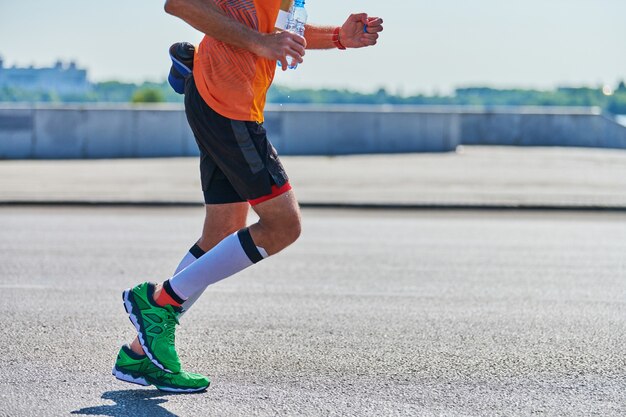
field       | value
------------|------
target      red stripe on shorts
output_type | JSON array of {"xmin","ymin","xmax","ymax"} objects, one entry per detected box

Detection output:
[{"xmin": 248, "ymin": 182, "xmax": 292, "ymax": 206}]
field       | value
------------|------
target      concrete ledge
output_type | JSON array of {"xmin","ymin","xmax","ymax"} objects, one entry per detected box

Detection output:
[
  {"xmin": 2, "ymin": 200, "xmax": 626, "ymax": 212},
  {"xmin": 0, "ymin": 105, "xmax": 625, "ymax": 159}
]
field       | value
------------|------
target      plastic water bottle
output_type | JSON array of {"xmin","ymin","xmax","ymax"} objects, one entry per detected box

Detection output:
[
  {"xmin": 275, "ymin": 0, "xmax": 294, "ymax": 31},
  {"xmin": 284, "ymin": 0, "xmax": 307, "ymax": 69}
]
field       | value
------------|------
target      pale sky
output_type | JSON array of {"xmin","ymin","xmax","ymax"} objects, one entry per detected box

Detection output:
[{"xmin": 0, "ymin": 0, "xmax": 624, "ymax": 94}]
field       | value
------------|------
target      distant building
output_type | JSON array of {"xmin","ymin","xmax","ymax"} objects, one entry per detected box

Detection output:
[{"xmin": 0, "ymin": 56, "xmax": 91, "ymax": 95}]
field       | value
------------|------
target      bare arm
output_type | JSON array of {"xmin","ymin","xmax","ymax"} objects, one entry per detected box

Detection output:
[
  {"xmin": 303, "ymin": 25, "xmax": 335, "ymax": 49},
  {"xmin": 164, "ymin": 0, "xmax": 306, "ymax": 69},
  {"xmin": 305, "ymin": 14, "xmax": 383, "ymax": 50}
]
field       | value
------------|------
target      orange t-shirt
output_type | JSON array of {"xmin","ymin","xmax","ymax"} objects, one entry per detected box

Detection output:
[{"xmin": 193, "ymin": 0, "xmax": 281, "ymax": 123}]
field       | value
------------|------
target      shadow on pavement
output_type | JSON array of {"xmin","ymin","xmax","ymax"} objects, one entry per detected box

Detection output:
[{"xmin": 71, "ymin": 389, "xmax": 179, "ymax": 417}]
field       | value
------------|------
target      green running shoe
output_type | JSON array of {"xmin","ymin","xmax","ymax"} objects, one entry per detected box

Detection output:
[
  {"xmin": 113, "ymin": 345, "xmax": 210, "ymax": 393},
  {"xmin": 123, "ymin": 282, "xmax": 181, "ymax": 373}
]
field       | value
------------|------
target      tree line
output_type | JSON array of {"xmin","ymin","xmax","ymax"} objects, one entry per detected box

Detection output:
[{"xmin": 1, "ymin": 80, "xmax": 625, "ymax": 114}]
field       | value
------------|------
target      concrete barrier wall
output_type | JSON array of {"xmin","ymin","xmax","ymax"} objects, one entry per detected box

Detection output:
[
  {"xmin": 0, "ymin": 108, "xmax": 33, "ymax": 159},
  {"xmin": 0, "ymin": 105, "xmax": 197, "ymax": 159},
  {"xmin": 265, "ymin": 106, "xmax": 461, "ymax": 154},
  {"xmin": 0, "ymin": 104, "xmax": 624, "ymax": 159},
  {"xmin": 460, "ymin": 108, "xmax": 626, "ymax": 149}
]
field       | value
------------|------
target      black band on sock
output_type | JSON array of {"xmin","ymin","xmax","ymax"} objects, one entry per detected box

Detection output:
[
  {"xmin": 163, "ymin": 280, "xmax": 186, "ymax": 305},
  {"xmin": 237, "ymin": 228, "xmax": 264, "ymax": 264},
  {"xmin": 189, "ymin": 243, "xmax": 206, "ymax": 259}
]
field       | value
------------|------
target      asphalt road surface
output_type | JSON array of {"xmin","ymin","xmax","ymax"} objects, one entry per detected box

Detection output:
[{"xmin": 0, "ymin": 207, "xmax": 625, "ymax": 416}]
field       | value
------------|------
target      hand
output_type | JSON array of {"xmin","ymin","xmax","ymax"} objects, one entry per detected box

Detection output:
[
  {"xmin": 339, "ymin": 14, "xmax": 383, "ymax": 49},
  {"xmin": 254, "ymin": 31, "xmax": 307, "ymax": 70}
]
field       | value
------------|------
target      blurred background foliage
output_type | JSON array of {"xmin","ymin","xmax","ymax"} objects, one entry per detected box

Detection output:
[{"xmin": 1, "ymin": 81, "xmax": 625, "ymax": 114}]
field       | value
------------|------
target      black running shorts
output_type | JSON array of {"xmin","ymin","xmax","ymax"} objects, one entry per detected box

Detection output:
[{"xmin": 184, "ymin": 76, "xmax": 289, "ymax": 205}]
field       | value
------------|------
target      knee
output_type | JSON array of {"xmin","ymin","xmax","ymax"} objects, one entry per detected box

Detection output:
[
  {"xmin": 282, "ymin": 215, "xmax": 302, "ymax": 246},
  {"xmin": 261, "ymin": 211, "xmax": 301, "ymax": 252}
]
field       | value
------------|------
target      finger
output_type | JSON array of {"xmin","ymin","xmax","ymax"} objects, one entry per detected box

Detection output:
[
  {"xmin": 367, "ymin": 17, "xmax": 383, "ymax": 26},
  {"xmin": 361, "ymin": 38, "xmax": 377, "ymax": 47},
  {"xmin": 279, "ymin": 56, "xmax": 289, "ymax": 71},
  {"xmin": 284, "ymin": 32, "xmax": 306, "ymax": 49},
  {"xmin": 286, "ymin": 45, "xmax": 305, "ymax": 63},
  {"xmin": 350, "ymin": 13, "xmax": 369, "ymax": 25},
  {"xmin": 361, "ymin": 33, "xmax": 379, "ymax": 42},
  {"xmin": 288, "ymin": 38, "xmax": 306, "ymax": 57},
  {"xmin": 288, "ymin": 50, "xmax": 304, "ymax": 64},
  {"xmin": 289, "ymin": 33, "xmax": 306, "ymax": 47},
  {"xmin": 366, "ymin": 24, "xmax": 383, "ymax": 34},
  {"xmin": 359, "ymin": 34, "xmax": 378, "ymax": 46},
  {"xmin": 280, "ymin": 30, "xmax": 305, "ymax": 47}
]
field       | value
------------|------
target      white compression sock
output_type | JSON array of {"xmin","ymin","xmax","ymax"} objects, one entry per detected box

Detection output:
[
  {"xmin": 171, "ymin": 244, "xmax": 207, "ymax": 316},
  {"xmin": 174, "ymin": 244, "xmax": 206, "ymax": 275},
  {"xmin": 168, "ymin": 228, "xmax": 267, "ymax": 300}
]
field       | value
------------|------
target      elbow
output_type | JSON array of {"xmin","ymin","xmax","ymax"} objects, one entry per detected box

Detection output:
[{"xmin": 164, "ymin": 0, "xmax": 179, "ymax": 15}]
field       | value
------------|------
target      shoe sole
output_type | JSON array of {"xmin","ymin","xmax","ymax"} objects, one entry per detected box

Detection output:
[
  {"xmin": 112, "ymin": 367, "xmax": 149, "ymax": 387},
  {"xmin": 153, "ymin": 384, "xmax": 209, "ymax": 394},
  {"xmin": 122, "ymin": 288, "xmax": 172, "ymax": 374},
  {"xmin": 113, "ymin": 367, "xmax": 208, "ymax": 393}
]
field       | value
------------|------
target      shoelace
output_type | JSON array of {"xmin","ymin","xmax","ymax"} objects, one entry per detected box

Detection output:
[{"xmin": 163, "ymin": 304, "xmax": 180, "ymax": 345}]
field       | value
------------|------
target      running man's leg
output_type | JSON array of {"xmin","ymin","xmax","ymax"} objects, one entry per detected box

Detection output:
[
  {"xmin": 165, "ymin": 190, "xmax": 300, "ymax": 300},
  {"xmin": 129, "ymin": 202, "xmax": 249, "ymax": 356},
  {"xmin": 173, "ymin": 244, "xmax": 206, "ymax": 276},
  {"xmin": 125, "ymin": 191, "xmax": 298, "ymax": 371},
  {"xmin": 179, "ymin": 202, "xmax": 250, "ymax": 313},
  {"xmin": 248, "ymin": 190, "xmax": 301, "ymax": 255},
  {"xmin": 159, "ymin": 75, "xmax": 300, "ymax": 300}
]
